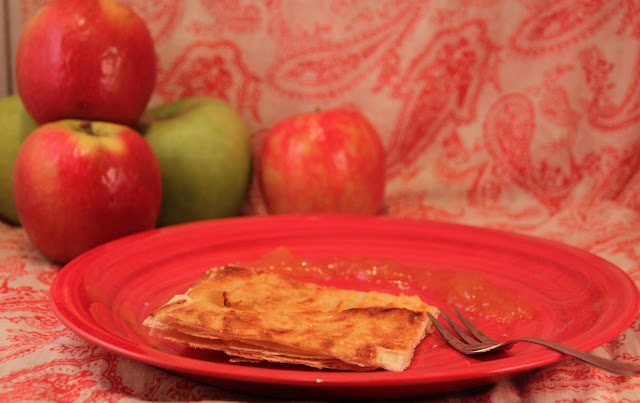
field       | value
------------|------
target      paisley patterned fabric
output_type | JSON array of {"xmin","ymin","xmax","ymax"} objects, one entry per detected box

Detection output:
[{"xmin": 2, "ymin": 0, "xmax": 640, "ymax": 400}]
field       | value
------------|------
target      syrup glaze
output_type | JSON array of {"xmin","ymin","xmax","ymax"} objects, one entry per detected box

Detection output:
[{"xmin": 237, "ymin": 246, "xmax": 533, "ymax": 324}]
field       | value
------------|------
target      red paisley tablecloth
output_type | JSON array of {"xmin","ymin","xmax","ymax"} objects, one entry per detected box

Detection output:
[{"xmin": 3, "ymin": 1, "xmax": 640, "ymax": 401}]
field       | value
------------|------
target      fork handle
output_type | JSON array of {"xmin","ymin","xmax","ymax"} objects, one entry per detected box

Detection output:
[{"xmin": 506, "ymin": 338, "xmax": 640, "ymax": 375}]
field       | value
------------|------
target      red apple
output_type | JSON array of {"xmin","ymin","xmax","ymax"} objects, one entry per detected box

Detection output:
[
  {"xmin": 260, "ymin": 107, "xmax": 385, "ymax": 214},
  {"xmin": 13, "ymin": 120, "xmax": 162, "ymax": 264},
  {"xmin": 15, "ymin": 0, "xmax": 156, "ymax": 126}
]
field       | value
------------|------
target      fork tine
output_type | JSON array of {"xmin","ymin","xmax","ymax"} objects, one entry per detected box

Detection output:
[
  {"xmin": 439, "ymin": 310, "xmax": 478, "ymax": 344},
  {"xmin": 427, "ymin": 312, "xmax": 469, "ymax": 353},
  {"xmin": 451, "ymin": 307, "xmax": 496, "ymax": 343}
]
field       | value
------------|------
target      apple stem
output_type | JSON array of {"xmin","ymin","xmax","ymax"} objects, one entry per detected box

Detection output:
[{"xmin": 79, "ymin": 121, "xmax": 95, "ymax": 136}]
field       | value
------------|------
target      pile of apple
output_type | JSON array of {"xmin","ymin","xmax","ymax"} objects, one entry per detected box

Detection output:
[{"xmin": 0, "ymin": 0, "xmax": 386, "ymax": 265}]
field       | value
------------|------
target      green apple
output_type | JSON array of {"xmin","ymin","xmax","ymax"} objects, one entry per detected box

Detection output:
[
  {"xmin": 0, "ymin": 95, "xmax": 38, "ymax": 225},
  {"xmin": 137, "ymin": 96, "xmax": 252, "ymax": 226}
]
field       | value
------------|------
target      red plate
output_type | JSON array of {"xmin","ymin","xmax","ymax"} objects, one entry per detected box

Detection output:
[{"xmin": 49, "ymin": 215, "xmax": 640, "ymax": 399}]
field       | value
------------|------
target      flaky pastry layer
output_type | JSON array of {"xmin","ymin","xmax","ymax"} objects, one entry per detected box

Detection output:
[{"xmin": 143, "ymin": 266, "xmax": 438, "ymax": 371}]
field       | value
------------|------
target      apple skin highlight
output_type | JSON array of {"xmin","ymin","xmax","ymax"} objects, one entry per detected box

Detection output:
[
  {"xmin": 15, "ymin": 0, "xmax": 157, "ymax": 126},
  {"xmin": 13, "ymin": 120, "xmax": 162, "ymax": 264},
  {"xmin": 260, "ymin": 107, "xmax": 386, "ymax": 215}
]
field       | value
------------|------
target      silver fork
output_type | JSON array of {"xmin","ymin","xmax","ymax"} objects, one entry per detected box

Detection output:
[{"xmin": 427, "ymin": 308, "xmax": 640, "ymax": 376}]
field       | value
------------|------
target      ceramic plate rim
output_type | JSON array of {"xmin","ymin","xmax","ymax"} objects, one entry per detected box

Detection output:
[{"xmin": 49, "ymin": 214, "xmax": 640, "ymax": 395}]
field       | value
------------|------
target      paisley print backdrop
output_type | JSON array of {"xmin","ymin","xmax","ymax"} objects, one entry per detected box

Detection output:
[{"xmin": 2, "ymin": 0, "xmax": 640, "ymax": 401}]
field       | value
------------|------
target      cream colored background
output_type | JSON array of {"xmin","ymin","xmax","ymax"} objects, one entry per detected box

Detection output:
[
  {"xmin": 0, "ymin": 0, "xmax": 9, "ymax": 96},
  {"xmin": 1, "ymin": 0, "xmax": 26, "ymax": 96}
]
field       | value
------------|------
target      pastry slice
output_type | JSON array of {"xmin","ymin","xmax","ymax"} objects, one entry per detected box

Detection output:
[{"xmin": 143, "ymin": 266, "xmax": 439, "ymax": 371}]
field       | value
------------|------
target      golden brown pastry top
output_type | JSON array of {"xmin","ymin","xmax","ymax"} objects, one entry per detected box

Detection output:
[{"xmin": 144, "ymin": 266, "xmax": 439, "ymax": 371}]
